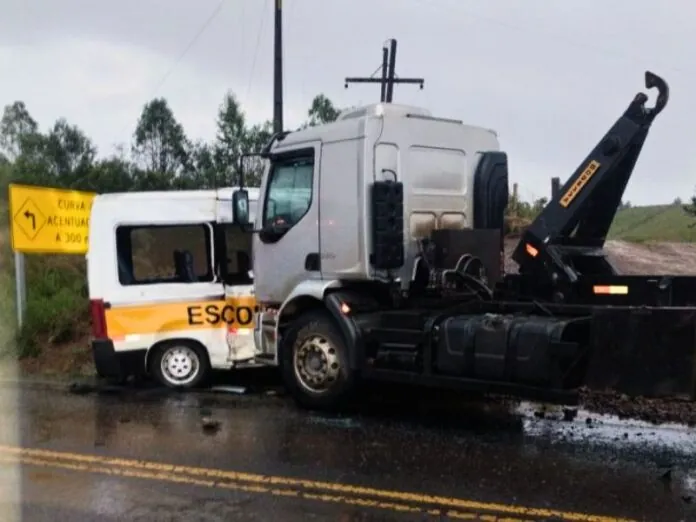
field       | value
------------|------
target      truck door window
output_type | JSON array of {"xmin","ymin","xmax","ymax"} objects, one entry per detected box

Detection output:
[
  {"xmin": 263, "ymin": 154, "xmax": 314, "ymax": 229},
  {"xmin": 115, "ymin": 224, "xmax": 214, "ymax": 285}
]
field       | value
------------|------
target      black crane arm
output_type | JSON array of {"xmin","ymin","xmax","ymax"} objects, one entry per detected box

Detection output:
[{"xmin": 510, "ymin": 71, "xmax": 669, "ymax": 299}]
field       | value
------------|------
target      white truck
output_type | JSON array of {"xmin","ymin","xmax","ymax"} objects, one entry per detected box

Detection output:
[
  {"xmin": 228, "ymin": 72, "xmax": 696, "ymax": 411},
  {"xmin": 87, "ymin": 187, "xmax": 260, "ymax": 387}
]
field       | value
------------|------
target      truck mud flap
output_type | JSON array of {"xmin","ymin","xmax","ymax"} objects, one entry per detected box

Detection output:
[{"xmin": 584, "ymin": 308, "xmax": 696, "ymax": 400}]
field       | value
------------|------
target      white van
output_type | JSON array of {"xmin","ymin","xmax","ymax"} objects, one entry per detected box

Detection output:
[{"xmin": 87, "ymin": 187, "xmax": 260, "ymax": 388}]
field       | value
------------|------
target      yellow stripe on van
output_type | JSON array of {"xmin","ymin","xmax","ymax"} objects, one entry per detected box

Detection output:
[{"xmin": 105, "ymin": 296, "xmax": 258, "ymax": 338}]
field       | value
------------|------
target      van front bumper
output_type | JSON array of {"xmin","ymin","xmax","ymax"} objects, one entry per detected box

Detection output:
[{"xmin": 91, "ymin": 339, "xmax": 146, "ymax": 380}]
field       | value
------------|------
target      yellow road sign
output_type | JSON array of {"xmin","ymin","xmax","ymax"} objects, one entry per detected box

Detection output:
[{"xmin": 8, "ymin": 183, "xmax": 96, "ymax": 254}]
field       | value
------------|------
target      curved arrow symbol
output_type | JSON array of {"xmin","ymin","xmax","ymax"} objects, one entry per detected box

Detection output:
[{"xmin": 24, "ymin": 210, "xmax": 35, "ymax": 230}]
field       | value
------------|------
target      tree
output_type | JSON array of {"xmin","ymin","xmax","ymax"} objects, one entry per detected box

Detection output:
[
  {"xmin": 532, "ymin": 197, "xmax": 548, "ymax": 214},
  {"xmin": 684, "ymin": 195, "xmax": 696, "ymax": 217},
  {"xmin": 0, "ymin": 101, "xmax": 39, "ymax": 160},
  {"xmin": 241, "ymin": 120, "xmax": 273, "ymax": 186},
  {"xmin": 213, "ymin": 92, "xmax": 273, "ymax": 187},
  {"xmin": 85, "ymin": 156, "xmax": 135, "ymax": 193},
  {"xmin": 306, "ymin": 94, "xmax": 341, "ymax": 127},
  {"xmin": 214, "ymin": 92, "xmax": 248, "ymax": 183},
  {"xmin": 132, "ymin": 98, "xmax": 191, "ymax": 183},
  {"xmin": 188, "ymin": 141, "xmax": 218, "ymax": 190},
  {"xmin": 0, "ymin": 158, "xmax": 11, "ymax": 192},
  {"xmin": 43, "ymin": 119, "xmax": 97, "ymax": 185}
]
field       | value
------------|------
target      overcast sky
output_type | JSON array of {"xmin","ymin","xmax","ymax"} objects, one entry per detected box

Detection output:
[{"xmin": 1, "ymin": 0, "xmax": 694, "ymax": 205}]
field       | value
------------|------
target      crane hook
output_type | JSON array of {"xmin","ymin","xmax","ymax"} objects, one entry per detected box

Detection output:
[{"xmin": 644, "ymin": 70, "xmax": 669, "ymax": 117}]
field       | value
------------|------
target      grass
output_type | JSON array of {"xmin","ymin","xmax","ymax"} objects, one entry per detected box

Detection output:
[
  {"xmin": 0, "ymin": 199, "xmax": 18, "ymax": 379},
  {"xmin": 608, "ymin": 204, "xmax": 696, "ymax": 242}
]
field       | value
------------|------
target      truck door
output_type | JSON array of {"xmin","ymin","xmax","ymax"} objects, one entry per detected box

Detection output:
[{"xmin": 252, "ymin": 143, "xmax": 322, "ymax": 304}]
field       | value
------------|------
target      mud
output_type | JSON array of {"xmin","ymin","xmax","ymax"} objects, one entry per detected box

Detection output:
[
  {"xmin": 503, "ymin": 238, "xmax": 696, "ymax": 275},
  {"xmin": 580, "ymin": 389, "xmax": 696, "ymax": 427}
]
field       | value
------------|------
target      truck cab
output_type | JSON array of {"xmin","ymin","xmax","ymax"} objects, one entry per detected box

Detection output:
[
  {"xmin": 233, "ymin": 102, "xmax": 511, "ymax": 406},
  {"xmin": 252, "ymin": 102, "xmax": 507, "ymax": 300},
  {"xmin": 88, "ymin": 187, "xmax": 260, "ymax": 388}
]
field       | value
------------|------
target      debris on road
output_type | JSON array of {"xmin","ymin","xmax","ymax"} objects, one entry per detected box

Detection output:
[
  {"xmin": 201, "ymin": 417, "xmax": 221, "ymax": 434},
  {"xmin": 210, "ymin": 385, "xmax": 247, "ymax": 395},
  {"xmin": 581, "ymin": 389, "xmax": 696, "ymax": 426},
  {"xmin": 68, "ymin": 382, "xmax": 95, "ymax": 395}
]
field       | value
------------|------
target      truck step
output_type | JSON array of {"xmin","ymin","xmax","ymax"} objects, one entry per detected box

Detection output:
[
  {"xmin": 254, "ymin": 353, "xmax": 276, "ymax": 363},
  {"xmin": 373, "ymin": 349, "xmax": 419, "ymax": 370},
  {"xmin": 370, "ymin": 327, "xmax": 424, "ymax": 352}
]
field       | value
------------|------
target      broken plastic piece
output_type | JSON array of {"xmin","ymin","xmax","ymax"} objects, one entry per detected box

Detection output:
[{"xmin": 210, "ymin": 386, "xmax": 247, "ymax": 394}]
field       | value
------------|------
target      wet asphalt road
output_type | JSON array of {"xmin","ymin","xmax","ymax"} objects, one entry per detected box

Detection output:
[{"xmin": 1, "ymin": 370, "xmax": 695, "ymax": 521}]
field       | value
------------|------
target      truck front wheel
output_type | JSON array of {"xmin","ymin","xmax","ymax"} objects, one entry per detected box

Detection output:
[{"xmin": 280, "ymin": 310, "xmax": 357, "ymax": 411}]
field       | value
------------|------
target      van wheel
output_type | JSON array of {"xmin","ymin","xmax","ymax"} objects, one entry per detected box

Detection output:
[
  {"xmin": 280, "ymin": 310, "xmax": 357, "ymax": 411},
  {"xmin": 150, "ymin": 341, "xmax": 210, "ymax": 389}
]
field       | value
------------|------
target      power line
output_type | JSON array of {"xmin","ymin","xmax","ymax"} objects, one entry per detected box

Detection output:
[
  {"xmin": 114, "ymin": 0, "xmax": 227, "ymax": 146},
  {"xmin": 243, "ymin": 0, "xmax": 269, "ymax": 112},
  {"xmin": 150, "ymin": 0, "xmax": 228, "ymax": 96}
]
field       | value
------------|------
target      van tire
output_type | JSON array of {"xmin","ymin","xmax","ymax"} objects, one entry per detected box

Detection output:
[
  {"xmin": 150, "ymin": 340, "xmax": 211, "ymax": 389},
  {"xmin": 280, "ymin": 310, "xmax": 357, "ymax": 411}
]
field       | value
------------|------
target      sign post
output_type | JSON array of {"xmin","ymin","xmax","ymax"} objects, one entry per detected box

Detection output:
[
  {"xmin": 7, "ymin": 183, "xmax": 96, "ymax": 328},
  {"xmin": 13, "ymin": 252, "xmax": 26, "ymax": 328}
]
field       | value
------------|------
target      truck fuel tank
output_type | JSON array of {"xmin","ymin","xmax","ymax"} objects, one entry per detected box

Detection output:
[{"xmin": 434, "ymin": 314, "xmax": 588, "ymax": 389}]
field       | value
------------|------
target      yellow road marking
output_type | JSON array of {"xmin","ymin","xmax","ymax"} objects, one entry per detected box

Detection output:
[
  {"xmin": 0, "ymin": 454, "xmax": 522, "ymax": 521},
  {"xmin": 0, "ymin": 445, "xmax": 634, "ymax": 522}
]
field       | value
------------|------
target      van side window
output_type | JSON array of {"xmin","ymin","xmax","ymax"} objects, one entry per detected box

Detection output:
[
  {"xmin": 262, "ymin": 153, "xmax": 314, "ymax": 229},
  {"xmin": 222, "ymin": 224, "xmax": 253, "ymax": 286},
  {"xmin": 115, "ymin": 224, "xmax": 214, "ymax": 285}
]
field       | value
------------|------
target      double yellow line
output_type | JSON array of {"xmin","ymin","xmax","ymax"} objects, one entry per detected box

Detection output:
[{"xmin": 0, "ymin": 445, "xmax": 633, "ymax": 522}]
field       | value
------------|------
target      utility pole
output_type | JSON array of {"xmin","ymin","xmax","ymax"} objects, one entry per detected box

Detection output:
[
  {"xmin": 345, "ymin": 39, "xmax": 424, "ymax": 103},
  {"xmin": 273, "ymin": 0, "xmax": 283, "ymax": 133}
]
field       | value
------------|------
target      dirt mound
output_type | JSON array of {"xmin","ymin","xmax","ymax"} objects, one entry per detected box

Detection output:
[
  {"xmin": 503, "ymin": 239, "xmax": 696, "ymax": 275},
  {"xmin": 18, "ymin": 334, "xmax": 93, "ymax": 378},
  {"xmin": 580, "ymin": 388, "xmax": 696, "ymax": 426}
]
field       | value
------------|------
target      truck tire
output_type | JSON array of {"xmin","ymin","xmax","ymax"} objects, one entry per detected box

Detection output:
[
  {"xmin": 150, "ymin": 340, "xmax": 211, "ymax": 390},
  {"xmin": 280, "ymin": 310, "xmax": 357, "ymax": 411}
]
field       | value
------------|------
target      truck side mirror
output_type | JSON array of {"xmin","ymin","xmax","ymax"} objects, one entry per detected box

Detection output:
[{"xmin": 232, "ymin": 189, "xmax": 249, "ymax": 226}]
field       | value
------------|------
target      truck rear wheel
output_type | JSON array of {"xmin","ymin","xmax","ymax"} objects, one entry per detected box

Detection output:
[{"xmin": 280, "ymin": 310, "xmax": 356, "ymax": 411}]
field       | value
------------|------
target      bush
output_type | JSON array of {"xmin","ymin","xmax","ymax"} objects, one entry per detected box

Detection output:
[
  {"xmin": 15, "ymin": 255, "xmax": 88, "ymax": 358},
  {"xmin": 0, "ymin": 257, "xmax": 15, "ymax": 360},
  {"xmin": 0, "ymin": 198, "xmax": 16, "ymax": 359}
]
